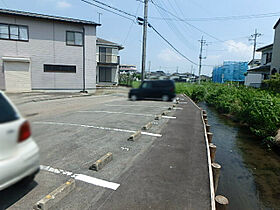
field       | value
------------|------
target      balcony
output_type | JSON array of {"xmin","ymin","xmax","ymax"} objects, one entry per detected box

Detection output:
[{"xmin": 97, "ymin": 54, "xmax": 119, "ymax": 64}]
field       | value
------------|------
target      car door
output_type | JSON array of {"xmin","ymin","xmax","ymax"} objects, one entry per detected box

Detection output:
[
  {"xmin": 140, "ymin": 81, "xmax": 153, "ymax": 99},
  {"xmin": 0, "ymin": 93, "xmax": 21, "ymax": 160}
]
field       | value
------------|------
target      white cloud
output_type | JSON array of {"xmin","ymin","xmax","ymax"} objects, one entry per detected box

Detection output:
[
  {"xmin": 56, "ymin": 1, "xmax": 71, "ymax": 9},
  {"xmin": 223, "ymin": 40, "xmax": 260, "ymax": 61},
  {"xmin": 157, "ymin": 48, "xmax": 183, "ymax": 63}
]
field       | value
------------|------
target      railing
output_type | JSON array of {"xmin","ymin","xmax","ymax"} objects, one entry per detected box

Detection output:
[{"xmin": 96, "ymin": 54, "xmax": 119, "ymax": 64}]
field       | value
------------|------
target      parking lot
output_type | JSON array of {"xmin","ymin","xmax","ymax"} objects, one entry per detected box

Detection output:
[{"xmin": 1, "ymin": 93, "xmax": 187, "ymax": 210}]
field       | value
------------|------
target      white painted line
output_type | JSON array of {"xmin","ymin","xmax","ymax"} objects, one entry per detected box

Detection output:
[
  {"xmin": 162, "ymin": 116, "xmax": 176, "ymax": 119},
  {"xmin": 141, "ymin": 132, "xmax": 162, "ymax": 137},
  {"xmin": 173, "ymin": 107, "xmax": 183, "ymax": 110},
  {"xmin": 78, "ymin": 110, "xmax": 154, "ymax": 117},
  {"xmin": 40, "ymin": 165, "xmax": 120, "ymax": 190},
  {"xmin": 34, "ymin": 121, "xmax": 161, "ymax": 137},
  {"xmin": 105, "ymin": 104, "xmax": 170, "ymax": 109},
  {"xmin": 179, "ymin": 102, "xmax": 188, "ymax": 104}
]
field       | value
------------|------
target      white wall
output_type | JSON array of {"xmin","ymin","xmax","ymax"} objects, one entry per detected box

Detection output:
[
  {"xmin": 0, "ymin": 14, "xmax": 97, "ymax": 90},
  {"xmin": 271, "ymin": 23, "xmax": 280, "ymax": 73},
  {"xmin": 245, "ymin": 73, "xmax": 263, "ymax": 87}
]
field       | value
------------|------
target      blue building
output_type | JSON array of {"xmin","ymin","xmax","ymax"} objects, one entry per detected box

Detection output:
[{"xmin": 212, "ymin": 61, "xmax": 248, "ymax": 83}]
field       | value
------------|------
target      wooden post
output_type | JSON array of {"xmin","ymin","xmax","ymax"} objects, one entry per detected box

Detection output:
[
  {"xmin": 212, "ymin": 163, "xmax": 221, "ymax": 193},
  {"xmin": 204, "ymin": 119, "xmax": 208, "ymax": 124},
  {"xmin": 209, "ymin": 143, "xmax": 216, "ymax": 162},
  {"xmin": 207, "ymin": 132, "xmax": 213, "ymax": 143},
  {"xmin": 206, "ymin": 124, "xmax": 210, "ymax": 132},
  {"xmin": 215, "ymin": 195, "xmax": 229, "ymax": 210},
  {"xmin": 202, "ymin": 110, "xmax": 206, "ymax": 114},
  {"xmin": 203, "ymin": 113, "xmax": 207, "ymax": 119}
]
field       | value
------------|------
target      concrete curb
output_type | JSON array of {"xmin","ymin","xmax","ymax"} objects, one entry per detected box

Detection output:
[
  {"xmin": 89, "ymin": 152, "xmax": 113, "ymax": 171},
  {"xmin": 142, "ymin": 122, "xmax": 152, "ymax": 130},
  {"xmin": 161, "ymin": 110, "xmax": 169, "ymax": 116},
  {"xmin": 127, "ymin": 130, "xmax": 142, "ymax": 141},
  {"xmin": 154, "ymin": 115, "xmax": 162, "ymax": 120},
  {"xmin": 33, "ymin": 179, "xmax": 75, "ymax": 210}
]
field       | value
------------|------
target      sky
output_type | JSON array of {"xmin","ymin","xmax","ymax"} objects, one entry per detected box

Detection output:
[{"xmin": 1, "ymin": 0, "xmax": 280, "ymax": 76}]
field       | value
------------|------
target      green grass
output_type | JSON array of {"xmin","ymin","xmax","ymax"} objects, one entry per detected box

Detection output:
[{"xmin": 176, "ymin": 82, "xmax": 280, "ymax": 147}]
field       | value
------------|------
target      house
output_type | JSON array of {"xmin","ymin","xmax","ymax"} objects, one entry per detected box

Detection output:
[
  {"xmin": 119, "ymin": 64, "xmax": 137, "ymax": 74},
  {"xmin": 271, "ymin": 19, "xmax": 280, "ymax": 75},
  {"xmin": 248, "ymin": 59, "xmax": 261, "ymax": 69},
  {"xmin": 96, "ymin": 38, "xmax": 123, "ymax": 86},
  {"xmin": 0, "ymin": 8, "xmax": 100, "ymax": 92},
  {"xmin": 244, "ymin": 44, "xmax": 272, "ymax": 87},
  {"xmin": 212, "ymin": 61, "xmax": 248, "ymax": 83}
]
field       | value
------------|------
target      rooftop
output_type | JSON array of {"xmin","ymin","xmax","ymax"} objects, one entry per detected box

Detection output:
[
  {"xmin": 97, "ymin": 38, "xmax": 124, "ymax": 50},
  {"xmin": 0, "ymin": 8, "xmax": 100, "ymax": 26},
  {"xmin": 256, "ymin": 44, "xmax": 273, "ymax": 52}
]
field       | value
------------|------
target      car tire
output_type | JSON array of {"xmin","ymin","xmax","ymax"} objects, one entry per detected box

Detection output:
[
  {"xmin": 131, "ymin": 95, "xmax": 137, "ymax": 101},
  {"xmin": 162, "ymin": 95, "xmax": 169, "ymax": 102}
]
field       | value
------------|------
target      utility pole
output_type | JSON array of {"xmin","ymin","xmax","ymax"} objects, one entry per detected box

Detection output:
[
  {"xmin": 141, "ymin": 0, "xmax": 148, "ymax": 82},
  {"xmin": 176, "ymin": 66, "xmax": 179, "ymax": 74},
  {"xmin": 249, "ymin": 29, "xmax": 262, "ymax": 61},
  {"xmin": 198, "ymin": 36, "xmax": 207, "ymax": 84}
]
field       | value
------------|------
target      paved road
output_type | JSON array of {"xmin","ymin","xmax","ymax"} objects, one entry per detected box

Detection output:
[{"xmin": 0, "ymin": 93, "xmax": 210, "ymax": 210}]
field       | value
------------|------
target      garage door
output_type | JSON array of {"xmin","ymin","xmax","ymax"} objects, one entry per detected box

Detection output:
[{"xmin": 4, "ymin": 61, "xmax": 31, "ymax": 92}]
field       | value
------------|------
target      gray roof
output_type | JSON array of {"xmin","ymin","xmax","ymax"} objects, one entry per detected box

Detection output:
[
  {"xmin": 0, "ymin": 8, "xmax": 100, "ymax": 26},
  {"xmin": 97, "ymin": 38, "xmax": 124, "ymax": 50},
  {"xmin": 256, "ymin": 44, "xmax": 273, "ymax": 52}
]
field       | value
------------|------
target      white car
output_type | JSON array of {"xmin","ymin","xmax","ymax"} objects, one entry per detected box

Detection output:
[{"xmin": 0, "ymin": 91, "xmax": 40, "ymax": 191}]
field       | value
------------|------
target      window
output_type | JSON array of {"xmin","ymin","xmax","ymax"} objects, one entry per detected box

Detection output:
[
  {"xmin": 265, "ymin": 52, "xmax": 272, "ymax": 64},
  {"xmin": 44, "ymin": 64, "xmax": 76, "ymax": 73},
  {"xmin": 98, "ymin": 47, "xmax": 118, "ymax": 63},
  {"xmin": 0, "ymin": 24, "xmax": 28, "ymax": 41},
  {"xmin": 0, "ymin": 93, "xmax": 19, "ymax": 124},
  {"xmin": 142, "ymin": 82, "xmax": 152, "ymax": 89},
  {"xmin": 66, "ymin": 31, "xmax": 83, "ymax": 46},
  {"xmin": 99, "ymin": 67, "xmax": 112, "ymax": 82}
]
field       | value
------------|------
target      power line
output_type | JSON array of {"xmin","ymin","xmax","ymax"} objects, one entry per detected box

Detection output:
[
  {"xmin": 149, "ymin": 24, "xmax": 198, "ymax": 66},
  {"xmin": 149, "ymin": 11, "xmax": 280, "ymax": 22},
  {"xmin": 151, "ymin": 0, "xmax": 240, "ymax": 49},
  {"xmin": 87, "ymin": 0, "xmax": 136, "ymax": 18},
  {"xmin": 122, "ymin": 2, "xmax": 141, "ymax": 45},
  {"xmin": 81, "ymin": 0, "xmax": 135, "ymax": 22}
]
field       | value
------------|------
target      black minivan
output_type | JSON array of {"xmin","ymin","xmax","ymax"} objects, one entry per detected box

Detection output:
[{"xmin": 128, "ymin": 80, "xmax": 176, "ymax": 101}]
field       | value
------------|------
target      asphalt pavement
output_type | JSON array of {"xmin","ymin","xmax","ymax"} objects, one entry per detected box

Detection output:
[{"xmin": 0, "ymin": 93, "xmax": 211, "ymax": 210}]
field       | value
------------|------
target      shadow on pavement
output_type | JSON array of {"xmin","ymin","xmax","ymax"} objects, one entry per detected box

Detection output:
[{"xmin": 0, "ymin": 180, "xmax": 38, "ymax": 210}]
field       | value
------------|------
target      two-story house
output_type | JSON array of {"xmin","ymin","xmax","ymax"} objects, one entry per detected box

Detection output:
[
  {"xmin": 0, "ymin": 9, "xmax": 100, "ymax": 92},
  {"xmin": 244, "ymin": 44, "xmax": 272, "ymax": 87},
  {"xmin": 96, "ymin": 38, "xmax": 123, "ymax": 86}
]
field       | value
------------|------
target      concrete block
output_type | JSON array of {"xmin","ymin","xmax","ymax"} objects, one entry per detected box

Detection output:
[
  {"xmin": 33, "ymin": 179, "xmax": 75, "ymax": 210},
  {"xmin": 154, "ymin": 115, "xmax": 162, "ymax": 120},
  {"xmin": 89, "ymin": 152, "xmax": 113, "ymax": 171},
  {"xmin": 142, "ymin": 122, "xmax": 152, "ymax": 130},
  {"xmin": 162, "ymin": 111, "xmax": 169, "ymax": 116},
  {"xmin": 127, "ymin": 130, "xmax": 141, "ymax": 141}
]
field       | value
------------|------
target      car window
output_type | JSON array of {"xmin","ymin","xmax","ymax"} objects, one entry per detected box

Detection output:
[
  {"xmin": 0, "ymin": 94, "xmax": 19, "ymax": 123},
  {"xmin": 142, "ymin": 82, "xmax": 152, "ymax": 89}
]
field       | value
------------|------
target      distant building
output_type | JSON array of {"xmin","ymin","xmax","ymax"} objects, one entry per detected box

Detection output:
[
  {"xmin": 96, "ymin": 38, "xmax": 123, "ymax": 86},
  {"xmin": 119, "ymin": 64, "xmax": 137, "ymax": 74},
  {"xmin": 212, "ymin": 61, "xmax": 248, "ymax": 83},
  {"xmin": 245, "ymin": 44, "xmax": 272, "ymax": 87}
]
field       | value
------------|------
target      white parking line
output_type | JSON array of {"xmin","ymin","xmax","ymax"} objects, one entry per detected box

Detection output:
[
  {"xmin": 40, "ymin": 165, "xmax": 120, "ymax": 190},
  {"xmin": 162, "ymin": 116, "xmax": 176, "ymax": 119},
  {"xmin": 78, "ymin": 110, "xmax": 154, "ymax": 117},
  {"xmin": 173, "ymin": 107, "xmax": 183, "ymax": 110},
  {"xmin": 33, "ymin": 121, "xmax": 162, "ymax": 137},
  {"xmin": 179, "ymin": 102, "xmax": 188, "ymax": 104},
  {"xmin": 105, "ymin": 104, "xmax": 170, "ymax": 109}
]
